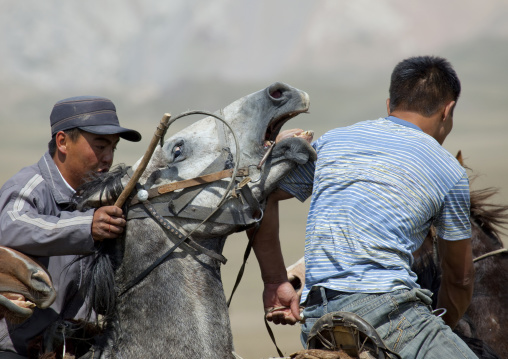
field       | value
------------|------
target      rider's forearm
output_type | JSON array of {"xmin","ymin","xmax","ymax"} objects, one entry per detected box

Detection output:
[
  {"xmin": 437, "ymin": 260, "xmax": 474, "ymax": 329},
  {"xmin": 251, "ymin": 195, "xmax": 288, "ymax": 284},
  {"xmin": 437, "ymin": 270, "xmax": 474, "ymax": 329},
  {"xmin": 437, "ymin": 237, "xmax": 475, "ymax": 329}
]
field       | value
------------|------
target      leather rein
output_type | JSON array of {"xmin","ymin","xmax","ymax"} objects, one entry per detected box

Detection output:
[
  {"xmin": 473, "ymin": 248, "xmax": 508, "ymax": 262},
  {"xmin": 118, "ymin": 111, "xmax": 265, "ymax": 297}
]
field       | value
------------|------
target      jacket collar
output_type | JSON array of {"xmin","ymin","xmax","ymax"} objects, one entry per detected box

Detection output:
[{"xmin": 37, "ymin": 152, "xmax": 75, "ymax": 205}]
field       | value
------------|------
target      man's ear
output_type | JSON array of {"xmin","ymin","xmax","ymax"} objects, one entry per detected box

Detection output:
[
  {"xmin": 386, "ymin": 98, "xmax": 391, "ymax": 115},
  {"xmin": 55, "ymin": 131, "xmax": 69, "ymax": 155},
  {"xmin": 443, "ymin": 100, "xmax": 456, "ymax": 121}
]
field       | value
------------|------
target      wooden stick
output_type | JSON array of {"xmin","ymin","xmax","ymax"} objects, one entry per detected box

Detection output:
[{"xmin": 114, "ymin": 113, "xmax": 171, "ymax": 208}]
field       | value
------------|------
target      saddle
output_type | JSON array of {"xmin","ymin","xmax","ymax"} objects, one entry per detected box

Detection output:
[{"xmin": 302, "ymin": 311, "xmax": 401, "ymax": 359}]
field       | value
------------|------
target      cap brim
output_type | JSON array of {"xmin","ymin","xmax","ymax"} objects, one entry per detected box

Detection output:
[{"xmin": 79, "ymin": 125, "xmax": 142, "ymax": 142}]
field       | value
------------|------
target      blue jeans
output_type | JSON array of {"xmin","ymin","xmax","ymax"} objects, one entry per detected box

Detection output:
[{"xmin": 301, "ymin": 287, "xmax": 478, "ymax": 359}]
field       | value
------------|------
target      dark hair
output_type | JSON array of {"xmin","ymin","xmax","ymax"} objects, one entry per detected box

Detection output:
[
  {"xmin": 389, "ymin": 56, "xmax": 461, "ymax": 117},
  {"xmin": 47, "ymin": 128, "xmax": 82, "ymax": 157}
]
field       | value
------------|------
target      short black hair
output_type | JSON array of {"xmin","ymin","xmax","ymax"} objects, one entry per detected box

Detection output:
[
  {"xmin": 48, "ymin": 128, "xmax": 82, "ymax": 157},
  {"xmin": 389, "ymin": 56, "xmax": 461, "ymax": 117}
]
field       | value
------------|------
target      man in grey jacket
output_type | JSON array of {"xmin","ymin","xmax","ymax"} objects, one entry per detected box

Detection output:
[{"xmin": 0, "ymin": 96, "xmax": 141, "ymax": 358}]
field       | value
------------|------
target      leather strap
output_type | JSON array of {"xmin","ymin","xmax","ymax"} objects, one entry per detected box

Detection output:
[
  {"xmin": 120, "ymin": 199, "xmax": 227, "ymax": 297},
  {"xmin": 142, "ymin": 200, "xmax": 227, "ymax": 264},
  {"xmin": 473, "ymin": 248, "xmax": 508, "ymax": 262},
  {"xmin": 129, "ymin": 167, "xmax": 249, "ymax": 206},
  {"xmin": 264, "ymin": 314, "xmax": 284, "ymax": 358},
  {"xmin": 158, "ymin": 169, "xmax": 238, "ymax": 194},
  {"xmin": 128, "ymin": 199, "xmax": 258, "ymax": 226},
  {"xmin": 127, "ymin": 179, "xmax": 261, "ymax": 227},
  {"xmin": 227, "ymin": 223, "xmax": 259, "ymax": 308}
]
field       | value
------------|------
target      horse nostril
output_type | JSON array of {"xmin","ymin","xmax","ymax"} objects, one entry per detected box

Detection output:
[
  {"xmin": 31, "ymin": 270, "xmax": 52, "ymax": 294},
  {"xmin": 268, "ymin": 82, "xmax": 291, "ymax": 101},
  {"xmin": 270, "ymin": 89, "xmax": 283, "ymax": 99}
]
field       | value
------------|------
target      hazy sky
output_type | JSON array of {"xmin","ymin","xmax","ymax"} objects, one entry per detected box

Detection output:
[{"xmin": 1, "ymin": 0, "xmax": 507, "ymax": 93}]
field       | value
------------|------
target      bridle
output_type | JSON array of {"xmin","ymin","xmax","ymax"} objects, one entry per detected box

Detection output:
[
  {"xmin": 118, "ymin": 110, "xmax": 267, "ymax": 297},
  {"xmin": 473, "ymin": 248, "xmax": 508, "ymax": 262}
]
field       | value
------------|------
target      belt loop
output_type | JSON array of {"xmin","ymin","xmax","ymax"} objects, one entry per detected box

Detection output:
[{"xmin": 319, "ymin": 286, "xmax": 328, "ymax": 306}]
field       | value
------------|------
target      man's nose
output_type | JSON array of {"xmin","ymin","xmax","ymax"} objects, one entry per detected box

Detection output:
[{"xmin": 102, "ymin": 148, "xmax": 114, "ymax": 165}]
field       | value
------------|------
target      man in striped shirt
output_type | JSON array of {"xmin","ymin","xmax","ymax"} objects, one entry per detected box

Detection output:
[{"xmin": 253, "ymin": 56, "xmax": 477, "ymax": 358}]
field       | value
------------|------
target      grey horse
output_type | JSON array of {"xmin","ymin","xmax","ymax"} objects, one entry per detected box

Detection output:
[{"xmin": 73, "ymin": 82, "xmax": 316, "ymax": 359}]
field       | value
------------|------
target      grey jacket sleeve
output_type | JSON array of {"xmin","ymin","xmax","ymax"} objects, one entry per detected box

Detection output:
[{"xmin": 0, "ymin": 174, "xmax": 96, "ymax": 257}]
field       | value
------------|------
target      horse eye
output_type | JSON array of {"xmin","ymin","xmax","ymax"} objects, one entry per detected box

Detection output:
[
  {"xmin": 168, "ymin": 141, "xmax": 185, "ymax": 163},
  {"xmin": 173, "ymin": 144, "xmax": 184, "ymax": 159}
]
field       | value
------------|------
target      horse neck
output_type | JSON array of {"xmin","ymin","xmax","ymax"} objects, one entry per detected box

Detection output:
[
  {"xmin": 107, "ymin": 219, "xmax": 234, "ymax": 359},
  {"xmin": 470, "ymin": 218, "xmax": 504, "ymax": 258},
  {"xmin": 462, "ymin": 214, "xmax": 508, "ymax": 356}
]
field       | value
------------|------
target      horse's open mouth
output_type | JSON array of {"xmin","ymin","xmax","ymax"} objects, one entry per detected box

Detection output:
[
  {"xmin": 260, "ymin": 124, "xmax": 314, "ymax": 168},
  {"xmin": 263, "ymin": 108, "xmax": 314, "ymax": 148},
  {"xmin": 263, "ymin": 111, "xmax": 309, "ymax": 143},
  {"xmin": 0, "ymin": 292, "xmax": 37, "ymax": 322},
  {"xmin": 0, "ymin": 293, "xmax": 36, "ymax": 310},
  {"xmin": 259, "ymin": 88, "xmax": 314, "ymax": 168}
]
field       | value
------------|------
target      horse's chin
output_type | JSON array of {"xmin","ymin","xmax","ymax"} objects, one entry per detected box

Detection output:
[{"xmin": 0, "ymin": 293, "xmax": 36, "ymax": 323}]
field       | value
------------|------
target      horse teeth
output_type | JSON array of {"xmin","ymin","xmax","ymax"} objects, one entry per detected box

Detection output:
[{"xmin": 25, "ymin": 301, "xmax": 36, "ymax": 308}]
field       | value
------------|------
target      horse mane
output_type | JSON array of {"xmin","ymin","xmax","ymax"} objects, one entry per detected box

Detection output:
[
  {"xmin": 413, "ymin": 184, "xmax": 508, "ymax": 303},
  {"xmin": 71, "ymin": 165, "xmax": 130, "ymax": 324},
  {"xmin": 74, "ymin": 164, "xmax": 129, "ymax": 210},
  {"xmin": 469, "ymin": 186, "xmax": 508, "ymax": 241},
  {"xmin": 456, "ymin": 152, "xmax": 508, "ymax": 239}
]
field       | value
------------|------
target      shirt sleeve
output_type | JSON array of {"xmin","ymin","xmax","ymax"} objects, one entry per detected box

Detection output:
[
  {"xmin": 0, "ymin": 177, "xmax": 96, "ymax": 257},
  {"xmin": 278, "ymin": 159, "xmax": 315, "ymax": 202},
  {"xmin": 434, "ymin": 171, "xmax": 471, "ymax": 241}
]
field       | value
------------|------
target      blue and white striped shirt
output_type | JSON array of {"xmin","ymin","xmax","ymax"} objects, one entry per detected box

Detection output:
[{"xmin": 279, "ymin": 117, "xmax": 471, "ymax": 303}]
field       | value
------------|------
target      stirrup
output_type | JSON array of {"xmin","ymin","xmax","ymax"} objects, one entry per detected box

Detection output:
[{"xmin": 306, "ymin": 311, "xmax": 401, "ymax": 359}]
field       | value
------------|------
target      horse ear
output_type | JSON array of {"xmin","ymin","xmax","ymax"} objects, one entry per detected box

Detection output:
[{"xmin": 456, "ymin": 150, "xmax": 464, "ymax": 167}]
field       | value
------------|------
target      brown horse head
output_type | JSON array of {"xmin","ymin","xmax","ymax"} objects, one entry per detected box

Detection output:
[{"xmin": 0, "ymin": 246, "xmax": 56, "ymax": 323}]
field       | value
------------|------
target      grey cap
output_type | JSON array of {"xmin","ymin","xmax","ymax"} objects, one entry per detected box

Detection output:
[{"xmin": 50, "ymin": 96, "xmax": 141, "ymax": 142}]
